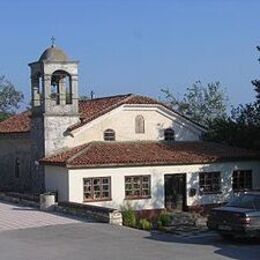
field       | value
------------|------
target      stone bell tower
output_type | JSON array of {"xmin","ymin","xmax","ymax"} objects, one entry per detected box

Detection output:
[{"xmin": 28, "ymin": 42, "xmax": 80, "ymax": 192}]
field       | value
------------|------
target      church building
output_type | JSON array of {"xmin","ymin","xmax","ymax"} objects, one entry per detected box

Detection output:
[{"xmin": 0, "ymin": 45, "xmax": 260, "ymax": 213}]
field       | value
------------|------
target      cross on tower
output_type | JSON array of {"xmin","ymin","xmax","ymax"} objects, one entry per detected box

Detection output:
[{"xmin": 51, "ymin": 36, "xmax": 56, "ymax": 47}]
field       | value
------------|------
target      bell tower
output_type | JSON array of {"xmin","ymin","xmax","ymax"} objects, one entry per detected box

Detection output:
[{"xmin": 29, "ymin": 42, "xmax": 80, "ymax": 191}]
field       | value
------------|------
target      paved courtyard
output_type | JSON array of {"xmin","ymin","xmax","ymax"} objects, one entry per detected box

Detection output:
[
  {"xmin": 0, "ymin": 201, "xmax": 81, "ymax": 232},
  {"xmin": 0, "ymin": 201, "xmax": 259, "ymax": 260}
]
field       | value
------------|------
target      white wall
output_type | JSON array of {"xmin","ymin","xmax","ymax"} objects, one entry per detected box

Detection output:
[
  {"xmin": 186, "ymin": 161, "xmax": 260, "ymax": 206},
  {"xmin": 60, "ymin": 160, "xmax": 260, "ymax": 210},
  {"xmin": 45, "ymin": 166, "xmax": 69, "ymax": 201},
  {"xmin": 66, "ymin": 105, "xmax": 204, "ymax": 147}
]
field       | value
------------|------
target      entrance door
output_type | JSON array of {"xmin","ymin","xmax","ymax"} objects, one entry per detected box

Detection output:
[{"xmin": 164, "ymin": 174, "xmax": 186, "ymax": 211}]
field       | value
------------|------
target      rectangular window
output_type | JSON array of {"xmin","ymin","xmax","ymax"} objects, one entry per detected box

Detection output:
[
  {"xmin": 232, "ymin": 170, "xmax": 252, "ymax": 192},
  {"xmin": 199, "ymin": 172, "xmax": 221, "ymax": 194},
  {"xmin": 125, "ymin": 175, "xmax": 151, "ymax": 199},
  {"xmin": 83, "ymin": 177, "xmax": 111, "ymax": 202}
]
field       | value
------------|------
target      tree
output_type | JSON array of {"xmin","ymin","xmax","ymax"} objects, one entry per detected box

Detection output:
[
  {"xmin": 252, "ymin": 46, "xmax": 260, "ymax": 104},
  {"xmin": 0, "ymin": 112, "xmax": 9, "ymax": 121},
  {"xmin": 204, "ymin": 46, "xmax": 260, "ymax": 150},
  {"xmin": 161, "ymin": 81, "xmax": 228, "ymax": 127},
  {"xmin": 80, "ymin": 95, "xmax": 89, "ymax": 101},
  {"xmin": 0, "ymin": 75, "xmax": 24, "ymax": 120}
]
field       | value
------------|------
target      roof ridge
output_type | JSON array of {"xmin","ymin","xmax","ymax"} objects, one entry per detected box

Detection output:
[
  {"xmin": 78, "ymin": 93, "xmax": 134, "ymax": 125},
  {"xmin": 79, "ymin": 93, "xmax": 132, "ymax": 102},
  {"xmin": 66, "ymin": 142, "xmax": 93, "ymax": 164}
]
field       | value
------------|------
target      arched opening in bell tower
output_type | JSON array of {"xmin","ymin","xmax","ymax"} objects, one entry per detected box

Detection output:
[{"xmin": 51, "ymin": 70, "xmax": 72, "ymax": 105}]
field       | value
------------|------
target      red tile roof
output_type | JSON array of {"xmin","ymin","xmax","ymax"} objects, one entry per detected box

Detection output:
[
  {"xmin": 68, "ymin": 94, "xmax": 172, "ymax": 131},
  {"xmin": 0, "ymin": 94, "xmax": 204, "ymax": 134},
  {"xmin": 40, "ymin": 141, "xmax": 260, "ymax": 168},
  {"xmin": 0, "ymin": 111, "xmax": 31, "ymax": 134}
]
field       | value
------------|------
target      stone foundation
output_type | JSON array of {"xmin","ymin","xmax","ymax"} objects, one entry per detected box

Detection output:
[
  {"xmin": 57, "ymin": 201, "xmax": 122, "ymax": 225},
  {"xmin": 135, "ymin": 208, "xmax": 164, "ymax": 221},
  {"xmin": 187, "ymin": 203, "xmax": 227, "ymax": 216}
]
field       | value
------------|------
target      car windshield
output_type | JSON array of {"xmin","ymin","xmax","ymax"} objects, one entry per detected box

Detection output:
[{"xmin": 227, "ymin": 194, "xmax": 260, "ymax": 210}]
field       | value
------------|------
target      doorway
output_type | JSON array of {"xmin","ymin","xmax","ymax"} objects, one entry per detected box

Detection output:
[{"xmin": 164, "ymin": 174, "xmax": 186, "ymax": 211}]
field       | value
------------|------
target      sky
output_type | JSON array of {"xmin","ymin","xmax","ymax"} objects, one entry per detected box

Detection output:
[{"xmin": 0, "ymin": 0, "xmax": 259, "ymax": 109}]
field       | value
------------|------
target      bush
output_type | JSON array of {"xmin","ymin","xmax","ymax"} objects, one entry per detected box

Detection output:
[
  {"xmin": 120, "ymin": 203, "xmax": 136, "ymax": 227},
  {"xmin": 138, "ymin": 218, "xmax": 152, "ymax": 231},
  {"xmin": 159, "ymin": 211, "xmax": 172, "ymax": 226}
]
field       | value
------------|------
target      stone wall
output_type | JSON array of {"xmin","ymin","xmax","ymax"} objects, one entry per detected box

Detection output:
[
  {"xmin": 44, "ymin": 115, "xmax": 80, "ymax": 156},
  {"xmin": 0, "ymin": 134, "xmax": 32, "ymax": 192},
  {"xmin": 57, "ymin": 201, "xmax": 122, "ymax": 225},
  {"xmin": 30, "ymin": 113, "xmax": 79, "ymax": 193},
  {"xmin": 30, "ymin": 115, "xmax": 45, "ymax": 192}
]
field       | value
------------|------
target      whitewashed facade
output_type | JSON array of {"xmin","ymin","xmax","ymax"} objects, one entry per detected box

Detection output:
[
  {"xmin": 67, "ymin": 104, "xmax": 203, "ymax": 147},
  {"xmin": 1, "ymin": 45, "xmax": 259, "ymax": 213},
  {"xmin": 45, "ymin": 160, "xmax": 260, "ymax": 210}
]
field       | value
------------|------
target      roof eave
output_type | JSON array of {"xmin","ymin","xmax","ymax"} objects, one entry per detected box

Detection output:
[{"xmin": 64, "ymin": 157, "xmax": 259, "ymax": 169}]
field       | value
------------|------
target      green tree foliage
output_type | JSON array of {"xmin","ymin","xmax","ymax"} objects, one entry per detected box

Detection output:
[
  {"xmin": 205, "ymin": 46, "xmax": 260, "ymax": 150},
  {"xmin": 252, "ymin": 46, "xmax": 260, "ymax": 105},
  {"xmin": 0, "ymin": 112, "xmax": 9, "ymax": 121},
  {"xmin": 0, "ymin": 75, "xmax": 24, "ymax": 120},
  {"xmin": 204, "ymin": 117, "xmax": 260, "ymax": 150},
  {"xmin": 80, "ymin": 95, "xmax": 89, "ymax": 101},
  {"xmin": 161, "ymin": 81, "xmax": 228, "ymax": 127}
]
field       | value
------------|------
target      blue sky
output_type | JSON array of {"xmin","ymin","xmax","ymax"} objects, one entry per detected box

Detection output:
[{"xmin": 0, "ymin": 0, "xmax": 259, "ymax": 108}]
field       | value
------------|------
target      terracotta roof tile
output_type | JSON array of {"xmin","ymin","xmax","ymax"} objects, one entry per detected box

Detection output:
[
  {"xmin": 0, "ymin": 111, "xmax": 31, "ymax": 134},
  {"xmin": 40, "ymin": 143, "xmax": 90, "ymax": 165},
  {"xmin": 66, "ymin": 94, "xmax": 205, "ymax": 131},
  {"xmin": 0, "ymin": 94, "xmax": 204, "ymax": 134},
  {"xmin": 40, "ymin": 141, "xmax": 260, "ymax": 168},
  {"xmin": 69, "ymin": 94, "xmax": 133, "ymax": 130}
]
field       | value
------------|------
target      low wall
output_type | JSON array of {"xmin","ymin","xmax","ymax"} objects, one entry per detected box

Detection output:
[
  {"xmin": 135, "ymin": 208, "xmax": 164, "ymax": 221},
  {"xmin": 56, "ymin": 201, "xmax": 122, "ymax": 225},
  {"xmin": 0, "ymin": 192, "xmax": 39, "ymax": 208},
  {"xmin": 187, "ymin": 202, "xmax": 227, "ymax": 216}
]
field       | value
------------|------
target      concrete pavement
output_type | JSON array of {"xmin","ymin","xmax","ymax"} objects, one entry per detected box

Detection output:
[
  {"xmin": 0, "ymin": 201, "xmax": 81, "ymax": 232},
  {"xmin": 0, "ymin": 201, "xmax": 259, "ymax": 260}
]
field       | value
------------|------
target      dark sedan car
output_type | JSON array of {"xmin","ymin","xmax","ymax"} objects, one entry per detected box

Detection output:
[{"xmin": 207, "ymin": 192, "xmax": 260, "ymax": 238}]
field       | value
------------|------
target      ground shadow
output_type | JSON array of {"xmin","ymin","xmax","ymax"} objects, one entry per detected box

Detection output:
[
  {"xmin": 12, "ymin": 207, "xmax": 38, "ymax": 211},
  {"xmin": 145, "ymin": 231, "xmax": 260, "ymax": 260}
]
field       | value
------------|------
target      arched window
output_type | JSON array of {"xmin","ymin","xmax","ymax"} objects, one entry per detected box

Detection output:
[
  {"xmin": 51, "ymin": 70, "xmax": 72, "ymax": 105},
  {"xmin": 104, "ymin": 129, "xmax": 116, "ymax": 141},
  {"xmin": 135, "ymin": 115, "xmax": 145, "ymax": 134},
  {"xmin": 164, "ymin": 128, "xmax": 175, "ymax": 141},
  {"xmin": 31, "ymin": 72, "xmax": 43, "ymax": 107}
]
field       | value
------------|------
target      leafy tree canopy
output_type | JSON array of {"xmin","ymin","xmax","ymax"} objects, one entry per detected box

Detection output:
[
  {"xmin": 0, "ymin": 75, "xmax": 24, "ymax": 121},
  {"xmin": 161, "ymin": 81, "xmax": 228, "ymax": 127},
  {"xmin": 205, "ymin": 46, "xmax": 260, "ymax": 150}
]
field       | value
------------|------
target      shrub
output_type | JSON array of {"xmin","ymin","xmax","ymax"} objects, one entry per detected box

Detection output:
[
  {"xmin": 159, "ymin": 211, "xmax": 172, "ymax": 226},
  {"xmin": 138, "ymin": 218, "xmax": 152, "ymax": 231},
  {"xmin": 120, "ymin": 203, "xmax": 136, "ymax": 227}
]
